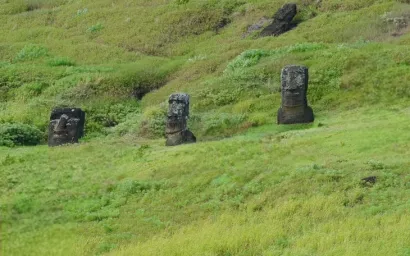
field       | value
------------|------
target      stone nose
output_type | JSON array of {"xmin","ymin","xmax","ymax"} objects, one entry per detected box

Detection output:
[{"xmin": 54, "ymin": 114, "xmax": 69, "ymax": 132}]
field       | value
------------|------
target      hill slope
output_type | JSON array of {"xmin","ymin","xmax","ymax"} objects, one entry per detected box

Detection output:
[{"xmin": 1, "ymin": 0, "xmax": 410, "ymax": 255}]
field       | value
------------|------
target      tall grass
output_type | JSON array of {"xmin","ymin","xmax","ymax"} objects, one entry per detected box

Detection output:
[
  {"xmin": 1, "ymin": 0, "xmax": 410, "ymax": 255},
  {"xmin": 1, "ymin": 108, "xmax": 410, "ymax": 255}
]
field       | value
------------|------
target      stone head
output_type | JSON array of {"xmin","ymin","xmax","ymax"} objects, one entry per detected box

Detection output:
[
  {"xmin": 273, "ymin": 3, "xmax": 297, "ymax": 22},
  {"xmin": 281, "ymin": 65, "xmax": 308, "ymax": 107},
  {"xmin": 168, "ymin": 93, "xmax": 190, "ymax": 118},
  {"xmin": 48, "ymin": 108, "xmax": 85, "ymax": 146}
]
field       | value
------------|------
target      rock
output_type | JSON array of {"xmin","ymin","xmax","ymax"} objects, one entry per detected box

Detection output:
[
  {"xmin": 381, "ymin": 12, "xmax": 410, "ymax": 37},
  {"xmin": 48, "ymin": 108, "xmax": 85, "ymax": 147},
  {"xmin": 242, "ymin": 17, "xmax": 273, "ymax": 38},
  {"xmin": 215, "ymin": 17, "xmax": 231, "ymax": 33},
  {"xmin": 361, "ymin": 176, "xmax": 377, "ymax": 185},
  {"xmin": 273, "ymin": 3, "xmax": 297, "ymax": 22},
  {"xmin": 260, "ymin": 3, "xmax": 297, "ymax": 37},
  {"xmin": 166, "ymin": 130, "xmax": 196, "ymax": 146},
  {"xmin": 165, "ymin": 93, "xmax": 196, "ymax": 146},
  {"xmin": 277, "ymin": 65, "xmax": 314, "ymax": 124},
  {"xmin": 132, "ymin": 87, "xmax": 151, "ymax": 100}
]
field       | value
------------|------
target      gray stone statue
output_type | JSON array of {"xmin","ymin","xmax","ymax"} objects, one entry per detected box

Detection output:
[
  {"xmin": 165, "ymin": 93, "xmax": 196, "ymax": 146},
  {"xmin": 48, "ymin": 108, "xmax": 85, "ymax": 147},
  {"xmin": 260, "ymin": 3, "xmax": 297, "ymax": 37},
  {"xmin": 277, "ymin": 65, "xmax": 314, "ymax": 124}
]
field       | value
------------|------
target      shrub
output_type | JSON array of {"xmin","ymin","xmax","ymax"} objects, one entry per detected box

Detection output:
[
  {"xmin": 225, "ymin": 49, "xmax": 271, "ymax": 72},
  {"xmin": 13, "ymin": 82, "xmax": 49, "ymax": 100},
  {"xmin": 319, "ymin": 0, "xmax": 382, "ymax": 11},
  {"xmin": 224, "ymin": 43, "xmax": 326, "ymax": 73},
  {"xmin": 47, "ymin": 57, "xmax": 75, "ymax": 67},
  {"xmin": 87, "ymin": 23, "xmax": 104, "ymax": 33},
  {"xmin": 110, "ymin": 113, "xmax": 142, "ymax": 136},
  {"xmin": 138, "ymin": 105, "xmax": 167, "ymax": 138},
  {"xmin": 12, "ymin": 195, "xmax": 34, "ymax": 214},
  {"xmin": 190, "ymin": 112, "xmax": 247, "ymax": 136},
  {"xmin": 158, "ymin": 8, "xmax": 224, "ymax": 43},
  {"xmin": 175, "ymin": 0, "xmax": 189, "ymax": 5},
  {"xmin": 0, "ymin": 123, "xmax": 44, "ymax": 147},
  {"xmin": 24, "ymin": 0, "xmax": 69, "ymax": 11},
  {"xmin": 84, "ymin": 101, "xmax": 140, "ymax": 135},
  {"xmin": 309, "ymin": 67, "xmax": 342, "ymax": 103},
  {"xmin": 248, "ymin": 113, "xmax": 270, "ymax": 127},
  {"xmin": 76, "ymin": 8, "xmax": 88, "ymax": 16},
  {"xmin": 103, "ymin": 60, "xmax": 182, "ymax": 100},
  {"xmin": 117, "ymin": 179, "xmax": 163, "ymax": 196},
  {"xmin": 14, "ymin": 44, "xmax": 49, "ymax": 62}
]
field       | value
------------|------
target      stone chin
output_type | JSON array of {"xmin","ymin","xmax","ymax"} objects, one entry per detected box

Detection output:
[
  {"xmin": 165, "ymin": 130, "xmax": 196, "ymax": 146},
  {"xmin": 277, "ymin": 106, "xmax": 314, "ymax": 124},
  {"xmin": 282, "ymin": 92, "xmax": 305, "ymax": 107},
  {"xmin": 51, "ymin": 132, "xmax": 69, "ymax": 138}
]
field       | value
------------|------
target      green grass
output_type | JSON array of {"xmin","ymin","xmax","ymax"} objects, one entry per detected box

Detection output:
[
  {"xmin": 1, "ymin": 0, "xmax": 410, "ymax": 255},
  {"xmin": 1, "ymin": 107, "xmax": 410, "ymax": 255}
]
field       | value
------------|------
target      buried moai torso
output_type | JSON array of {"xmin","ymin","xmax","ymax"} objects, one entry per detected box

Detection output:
[
  {"xmin": 48, "ymin": 108, "xmax": 85, "ymax": 147},
  {"xmin": 165, "ymin": 93, "xmax": 196, "ymax": 146},
  {"xmin": 277, "ymin": 65, "xmax": 314, "ymax": 124}
]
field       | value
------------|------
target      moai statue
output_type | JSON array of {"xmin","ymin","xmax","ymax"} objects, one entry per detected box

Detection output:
[
  {"xmin": 165, "ymin": 93, "xmax": 196, "ymax": 146},
  {"xmin": 48, "ymin": 108, "xmax": 85, "ymax": 147},
  {"xmin": 260, "ymin": 3, "xmax": 297, "ymax": 37},
  {"xmin": 277, "ymin": 65, "xmax": 314, "ymax": 124}
]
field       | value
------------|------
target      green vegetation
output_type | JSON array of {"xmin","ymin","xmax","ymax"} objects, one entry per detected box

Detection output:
[
  {"xmin": 0, "ymin": 123, "xmax": 43, "ymax": 147},
  {"xmin": 2, "ymin": 109, "xmax": 410, "ymax": 255},
  {"xmin": 1, "ymin": 0, "xmax": 410, "ymax": 255}
]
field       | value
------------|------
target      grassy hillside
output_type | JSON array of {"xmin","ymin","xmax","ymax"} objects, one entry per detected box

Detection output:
[{"xmin": 1, "ymin": 0, "xmax": 410, "ymax": 255}]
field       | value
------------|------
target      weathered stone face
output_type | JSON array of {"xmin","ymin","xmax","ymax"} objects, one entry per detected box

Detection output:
[
  {"xmin": 281, "ymin": 65, "xmax": 308, "ymax": 107},
  {"xmin": 48, "ymin": 108, "xmax": 85, "ymax": 147},
  {"xmin": 273, "ymin": 3, "xmax": 297, "ymax": 22},
  {"xmin": 278, "ymin": 65, "xmax": 314, "ymax": 124},
  {"xmin": 168, "ymin": 93, "xmax": 190, "ymax": 115},
  {"xmin": 165, "ymin": 93, "xmax": 196, "ymax": 146},
  {"xmin": 166, "ymin": 93, "xmax": 189, "ymax": 134},
  {"xmin": 260, "ymin": 3, "xmax": 297, "ymax": 37}
]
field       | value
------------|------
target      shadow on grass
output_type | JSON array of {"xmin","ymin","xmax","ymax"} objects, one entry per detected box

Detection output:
[
  {"xmin": 242, "ymin": 122, "xmax": 320, "ymax": 139},
  {"xmin": 197, "ymin": 122, "xmax": 322, "ymax": 143}
]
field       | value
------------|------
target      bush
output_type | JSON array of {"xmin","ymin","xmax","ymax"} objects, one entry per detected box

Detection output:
[
  {"xmin": 87, "ymin": 23, "xmax": 104, "ymax": 33},
  {"xmin": 175, "ymin": 0, "xmax": 189, "ymax": 5},
  {"xmin": 224, "ymin": 44, "xmax": 326, "ymax": 73},
  {"xmin": 24, "ymin": 0, "xmax": 68, "ymax": 11},
  {"xmin": 47, "ymin": 57, "xmax": 76, "ymax": 67},
  {"xmin": 14, "ymin": 44, "xmax": 49, "ymax": 62},
  {"xmin": 138, "ymin": 105, "xmax": 167, "ymax": 138},
  {"xmin": 102, "ymin": 59, "xmax": 182, "ymax": 99},
  {"xmin": 110, "ymin": 113, "xmax": 142, "ymax": 136},
  {"xmin": 190, "ymin": 112, "xmax": 247, "ymax": 137},
  {"xmin": 13, "ymin": 82, "xmax": 49, "ymax": 100},
  {"xmin": 0, "ymin": 123, "xmax": 44, "ymax": 147},
  {"xmin": 83, "ymin": 101, "xmax": 140, "ymax": 135}
]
